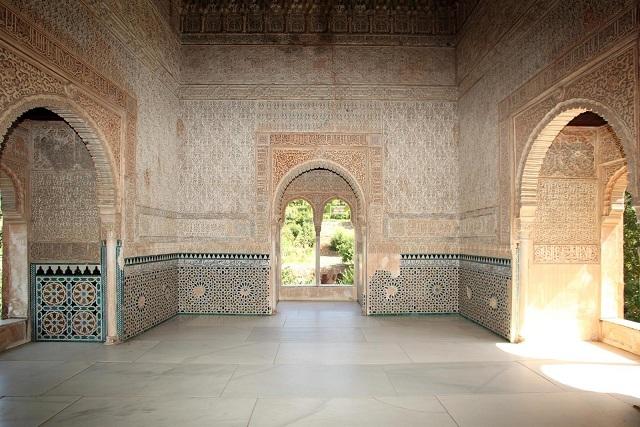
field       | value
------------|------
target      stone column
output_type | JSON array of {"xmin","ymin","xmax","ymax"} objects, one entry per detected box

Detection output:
[
  {"xmin": 315, "ymin": 226, "xmax": 321, "ymax": 286},
  {"xmin": 516, "ymin": 215, "xmax": 534, "ymax": 342},
  {"xmin": 359, "ymin": 217, "xmax": 368, "ymax": 314},
  {"xmin": 272, "ymin": 220, "xmax": 281, "ymax": 312},
  {"xmin": 601, "ymin": 211, "xmax": 624, "ymax": 319},
  {"xmin": 104, "ymin": 227, "xmax": 118, "ymax": 344},
  {"xmin": 2, "ymin": 221, "xmax": 29, "ymax": 319}
]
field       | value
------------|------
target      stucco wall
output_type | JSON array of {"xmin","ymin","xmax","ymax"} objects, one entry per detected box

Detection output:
[
  {"xmin": 1, "ymin": 0, "xmax": 182, "ymax": 255},
  {"xmin": 456, "ymin": 0, "xmax": 635, "ymax": 258}
]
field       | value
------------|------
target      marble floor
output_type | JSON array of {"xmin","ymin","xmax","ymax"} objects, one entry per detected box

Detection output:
[{"xmin": 1, "ymin": 301, "xmax": 640, "ymax": 426}]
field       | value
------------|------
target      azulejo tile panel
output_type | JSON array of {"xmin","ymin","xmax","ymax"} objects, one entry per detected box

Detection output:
[
  {"xmin": 368, "ymin": 254, "xmax": 512, "ymax": 340},
  {"xmin": 122, "ymin": 252, "xmax": 509, "ymax": 340},
  {"xmin": 369, "ymin": 255, "xmax": 459, "ymax": 315},
  {"xmin": 458, "ymin": 255, "xmax": 511, "ymax": 340},
  {"xmin": 122, "ymin": 253, "xmax": 270, "ymax": 339},
  {"xmin": 177, "ymin": 254, "xmax": 270, "ymax": 315},
  {"xmin": 122, "ymin": 258, "xmax": 179, "ymax": 340},
  {"xmin": 32, "ymin": 263, "xmax": 104, "ymax": 342}
]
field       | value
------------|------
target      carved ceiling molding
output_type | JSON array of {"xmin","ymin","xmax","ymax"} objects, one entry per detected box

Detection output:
[
  {"xmin": 179, "ymin": 84, "xmax": 458, "ymax": 101},
  {"xmin": 0, "ymin": 3, "xmax": 142, "ymax": 240},
  {"xmin": 181, "ymin": 32, "xmax": 454, "ymax": 46},
  {"xmin": 179, "ymin": 0, "xmax": 469, "ymax": 38}
]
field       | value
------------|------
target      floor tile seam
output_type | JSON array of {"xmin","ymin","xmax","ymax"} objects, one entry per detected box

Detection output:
[
  {"xmin": 220, "ymin": 364, "xmax": 241, "ymax": 395},
  {"xmin": 272, "ymin": 342, "xmax": 282, "ymax": 364},
  {"xmin": 606, "ymin": 392, "xmax": 640, "ymax": 406},
  {"xmin": 129, "ymin": 340, "xmax": 163, "ymax": 363},
  {"xmin": 434, "ymin": 394, "xmax": 461, "ymax": 427},
  {"xmin": 246, "ymin": 339, "xmax": 367, "ymax": 344},
  {"xmin": 45, "ymin": 392, "xmax": 245, "ymax": 399},
  {"xmin": 514, "ymin": 359, "xmax": 567, "ymax": 390},
  {"xmin": 223, "ymin": 364, "xmax": 279, "ymax": 381},
  {"xmin": 38, "ymin": 395, "xmax": 83, "ymax": 426},
  {"xmin": 40, "ymin": 361, "xmax": 97, "ymax": 397},
  {"xmin": 395, "ymin": 341, "xmax": 417, "ymax": 363},
  {"xmin": 252, "ymin": 398, "xmax": 332, "ymax": 426},
  {"xmin": 434, "ymin": 390, "xmax": 579, "ymax": 398},
  {"xmin": 382, "ymin": 366, "xmax": 403, "ymax": 396},
  {"xmin": 471, "ymin": 365, "xmax": 524, "ymax": 393},
  {"xmin": 245, "ymin": 397, "xmax": 259, "ymax": 427},
  {"xmin": 371, "ymin": 395, "xmax": 447, "ymax": 414}
]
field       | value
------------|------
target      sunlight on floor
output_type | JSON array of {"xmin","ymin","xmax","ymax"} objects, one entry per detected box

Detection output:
[
  {"xmin": 495, "ymin": 341, "xmax": 639, "ymax": 364},
  {"xmin": 540, "ymin": 364, "xmax": 640, "ymax": 398},
  {"xmin": 496, "ymin": 340, "xmax": 640, "ymax": 400}
]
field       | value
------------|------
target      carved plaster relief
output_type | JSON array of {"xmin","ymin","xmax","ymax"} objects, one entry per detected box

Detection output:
[{"xmin": 29, "ymin": 122, "xmax": 101, "ymax": 261}]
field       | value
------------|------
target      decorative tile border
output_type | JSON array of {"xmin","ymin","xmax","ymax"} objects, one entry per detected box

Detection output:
[
  {"xmin": 125, "ymin": 252, "xmax": 269, "ymax": 266},
  {"xmin": 31, "ymin": 262, "xmax": 104, "ymax": 342},
  {"xmin": 115, "ymin": 241, "xmax": 124, "ymax": 339}
]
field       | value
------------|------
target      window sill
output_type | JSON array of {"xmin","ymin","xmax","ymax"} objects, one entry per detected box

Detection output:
[{"xmin": 601, "ymin": 317, "xmax": 640, "ymax": 331}]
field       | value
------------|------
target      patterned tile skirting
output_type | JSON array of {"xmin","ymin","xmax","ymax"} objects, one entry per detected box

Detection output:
[
  {"xmin": 369, "ymin": 256, "xmax": 459, "ymax": 315},
  {"xmin": 121, "ymin": 252, "xmax": 509, "ymax": 340},
  {"xmin": 32, "ymin": 263, "xmax": 104, "ymax": 342},
  {"xmin": 122, "ymin": 253, "xmax": 270, "ymax": 339},
  {"xmin": 178, "ymin": 256, "xmax": 271, "ymax": 315},
  {"xmin": 369, "ymin": 254, "xmax": 512, "ymax": 340},
  {"xmin": 458, "ymin": 256, "xmax": 511, "ymax": 340},
  {"xmin": 122, "ymin": 259, "xmax": 179, "ymax": 340}
]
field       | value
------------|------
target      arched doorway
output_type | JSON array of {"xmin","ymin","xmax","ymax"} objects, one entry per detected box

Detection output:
[
  {"xmin": 0, "ymin": 104, "xmax": 118, "ymax": 343},
  {"xmin": 515, "ymin": 101, "xmax": 636, "ymax": 343},
  {"xmin": 273, "ymin": 166, "xmax": 364, "ymax": 306}
]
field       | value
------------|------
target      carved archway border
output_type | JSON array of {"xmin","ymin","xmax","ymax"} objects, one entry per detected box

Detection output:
[
  {"xmin": 255, "ymin": 132, "xmax": 384, "ymax": 244},
  {"xmin": 604, "ymin": 165, "xmax": 629, "ymax": 216},
  {"xmin": 516, "ymin": 98, "xmax": 637, "ymax": 218},
  {"xmin": 273, "ymin": 159, "xmax": 367, "ymax": 223},
  {"xmin": 0, "ymin": 94, "xmax": 120, "ymax": 227},
  {"xmin": 0, "ymin": 163, "xmax": 24, "ymax": 221},
  {"xmin": 280, "ymin": 192, "xmax": 358, "ymax": 228}
]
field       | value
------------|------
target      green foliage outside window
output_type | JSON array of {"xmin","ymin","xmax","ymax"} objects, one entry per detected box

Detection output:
[
  {"xmin": 330, "ymin": 228, "xmax": 354, "ymax": 263},
  {"xmin": 280, "ymin": 200, "xmax": 315, "ymax": 285},
  {"xmin": 330, "ymin": 227, "xmax": 354, "ymax": 285},
  {"xmin": 624, "ymin": 191, "xmax": 640, "ymax": 322},
  {"xmin": 323, "ymin": 199, "xmax": 351, "ymax": 221}
]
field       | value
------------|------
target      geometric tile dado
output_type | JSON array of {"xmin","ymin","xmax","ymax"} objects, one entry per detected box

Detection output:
[
  {"xmin": 123, "ymin": 253, "xmax": 270, "ymax": 339},
  {"xmin": 369, "ymin": 254, "xmax": 512, "ymax": 340},
  {"xmin": 32, "ymin": 263, "xmax": 104, "ymax": 342},
  {"xmin": 121, "ymin": 252, "xmax": 511, "ymax": 340}
]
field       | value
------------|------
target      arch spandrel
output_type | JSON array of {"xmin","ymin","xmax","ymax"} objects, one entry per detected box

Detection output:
[
  {"xmin": 0, "ymin": 95, "xmax": 121, "ymax": 229},
  {"xmin": 516, "ymin": 99, "xmax": 637, "ymax": 219}
]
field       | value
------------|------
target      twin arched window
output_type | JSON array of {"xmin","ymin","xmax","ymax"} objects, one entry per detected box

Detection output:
[{"xmin": 281, "ymin": 198, "xmax": 354, "ymax": 286}]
